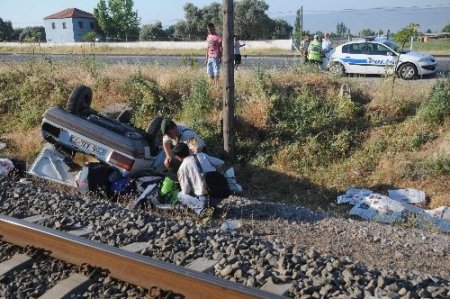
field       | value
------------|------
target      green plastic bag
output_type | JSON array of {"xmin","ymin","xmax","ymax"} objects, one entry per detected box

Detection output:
[{"xmin": 159, "ymin": 177, "xmax": 180, "ymax": 205}]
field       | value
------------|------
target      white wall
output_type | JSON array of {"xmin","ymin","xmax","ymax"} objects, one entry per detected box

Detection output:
[{"xmin": 3, "ymin": 39, "xmax": 293, "ymax": 50}]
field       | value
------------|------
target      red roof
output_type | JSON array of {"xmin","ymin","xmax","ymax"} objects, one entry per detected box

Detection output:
[{"xmin": 44, "ymin": 8, "xmax": 95, "ymax": 20}]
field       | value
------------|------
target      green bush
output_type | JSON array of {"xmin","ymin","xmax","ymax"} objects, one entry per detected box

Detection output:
[
  {"xmin": 420, "ymin": 79, "xmax": 450, "ymax": 124},
  {"xmin": 181, "ymin": 79, "xmax": 215, "ymax": 136},
  {"xmin": 409, "ymin": 131, "xmax": 438, "ymax": 150},
  {"xmin": 405, "ymin": 155, "xmax": 450, "ymax": 180},
  {"xmin": 266, "ymin": 88, "xmax": 361, "ymax": 169},
  {"xmin": 270, "ymin": 89, "xmax": 340, "ymax": 138},
  {"xmin": 124, "ymin": 73, "xmax": 179, "ymax": 129}
]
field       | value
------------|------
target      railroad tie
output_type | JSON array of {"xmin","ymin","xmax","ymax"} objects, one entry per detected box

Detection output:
[
  {"xmin": 22, "ymin": 214, "xmax": 50, "ymax": 223},
  {"xmin": 186, "ymin": 257, "xmax": 218, "ymax": 274},
  {"xmin": 0, "ymin": 254, "xmax": 33, "ymax": 277},
  {"xmin": 260, "ymin": 277, "xmax": 292, "ymax": 297},
  {"xmin": 38, "ymin": 273, "xmax": 92, "ymax": 299},
  {"xmin": 120, "ymin": 242, "xmax": 149, "ymax": 253}
]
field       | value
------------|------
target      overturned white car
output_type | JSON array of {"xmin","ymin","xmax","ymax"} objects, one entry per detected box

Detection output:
[{"xmin": 29, "ymin": 85, "xmax": 164, "ymax": 187}]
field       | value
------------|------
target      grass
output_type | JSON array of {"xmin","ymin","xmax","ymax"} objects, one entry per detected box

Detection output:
[
  {"xmin": 1, "ymin": 56, "xmax": 450, "ymax": 212},
  {"xmin": 1, "ymin": 38, "xmax": 448, "ymax": 56},
  {"xmin": 0, "ymin": 43, "xmax": 296, "ymax": 56},
  {"xmin": 413, "ymin": 38, "xmax": 450, "ymax": 55}
]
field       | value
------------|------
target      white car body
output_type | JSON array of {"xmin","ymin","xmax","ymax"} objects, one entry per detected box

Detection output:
[{"xmin": 326, "ymin": 39, "xmax": 437, "ymax": 79}]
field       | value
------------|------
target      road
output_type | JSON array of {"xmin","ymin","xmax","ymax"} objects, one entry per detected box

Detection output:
[{"xmin": 1, "ymin": 53, "xmax": 449, "ymax": 75}]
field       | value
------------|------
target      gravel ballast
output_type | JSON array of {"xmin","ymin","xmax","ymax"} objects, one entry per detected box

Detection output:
[{"xmin": 0, "ymin": 178, "xmax": 449, "ymax": 298}]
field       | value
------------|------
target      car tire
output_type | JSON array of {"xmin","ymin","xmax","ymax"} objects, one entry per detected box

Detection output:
[
  {"xmin": 398, "ymin": 63, "xmax": 417, "ymax": 80},
  {"xmin": 329, "ymin": 62, "xmax": 345, "ymax": 76},
  {"xmin": 146, "ymin": 116, "xmax": 164, "ymax": 156},
  {"xmin": 66, "ymin": 85, "xmax": 93, "ymax": 117},
  {"xmin": 117, "ymin": 110, "xmax": 133, "ymax": 123}
]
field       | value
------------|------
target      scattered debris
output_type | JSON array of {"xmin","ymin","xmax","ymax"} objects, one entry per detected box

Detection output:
[
  {"xmin": 337, "ymin": 188, "xmax": 373, "ymax": 205},
  {"xmin": 224, "ymin": 167, "xmax": 243, "ymax": 193},
  {"xmin": 338, "ymin": 188, "xmax": 450, "ymax": 232},
  {"xmin": 0, "ymin": 158, "xmax": 14, "ymax": 178},
  {"xmin": 349, "ymin": 193, "xmax": 407, "ymax": 224},
  {"xmin": 220, "ymin": 220, "xmax": 242, "ymax": 231},
  {"xmin": 388, "ymin": 188, "xmax": 426, "ymax": 205},
  {"xmin": 18, "ymin": 178, "xmax": 32, "ymax": 185}
]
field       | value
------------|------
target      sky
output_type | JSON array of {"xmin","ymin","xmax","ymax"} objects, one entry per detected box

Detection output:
[{"xmin": 1, "ymin": 0, "xmax": 450, "ymax": 32}]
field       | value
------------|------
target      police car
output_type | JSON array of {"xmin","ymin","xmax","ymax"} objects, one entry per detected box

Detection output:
[{"xmin": 326, "ymin": 38, "xmax": 437, "ymax": 79}]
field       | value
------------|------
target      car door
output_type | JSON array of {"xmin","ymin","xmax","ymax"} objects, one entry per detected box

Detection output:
[
  {"xmin": 365, "ymin": 43, "xmax": 397, "ymax": 75},
  {"xmin": 340, "ymin": 43, "xmax": 368, "ymax": 74}
]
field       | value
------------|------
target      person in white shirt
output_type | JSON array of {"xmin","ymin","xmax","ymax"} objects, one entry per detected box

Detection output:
[
  {"xmin": 322, "ymin": 33, "xmax": 333, "ymax": 53},
  {"xmin": 173, "ymin": 142, "xmax": 224, "ymax": 215},
  {"xmin": 233, "ymin": 35, "xmax": 246, "ymax": 70},
  {"xmin": 160, "ymin": 119, "xmax": 205, "ymax": 170}
]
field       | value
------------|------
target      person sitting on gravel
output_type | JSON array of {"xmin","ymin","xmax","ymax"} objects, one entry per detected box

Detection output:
[
  {"xmin": 173, "ymin": 142, "xmax": 223, "ymax": 215},
  {"xmin": 161, "ymin": 119, "xmax": 205, "ymax": 170}
]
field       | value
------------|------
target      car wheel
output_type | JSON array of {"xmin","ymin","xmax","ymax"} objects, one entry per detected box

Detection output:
[
  {"xmin": 146, "ymin": 116, "xmax": 164, "ymax": 156},
  {"xmin": 66, "ymin": 85, "xmax": 93, "ymax": 117},
  {"xmin": 117, "ymin": 110, "xmax": 133, "ymax": 123},
  {"xmin": 398, "ymin": 63, "xmax": 417, "ymax": 80},
  {"xmin": 329, "ymin": 62, "xmax": 345, "ymax": 76}
]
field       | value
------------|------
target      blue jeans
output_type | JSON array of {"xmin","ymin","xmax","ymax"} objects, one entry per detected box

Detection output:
[
  {"xmin": 178, "ymin": 192, "xmax": 220, "ymax": 215},
  {"xmin": 207, "ymin": 57, "xmax": 220, "ymax": 78}
]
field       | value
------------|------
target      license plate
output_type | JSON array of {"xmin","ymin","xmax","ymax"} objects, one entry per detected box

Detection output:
[{"xmin": 69, "ymin": 135, "xmax": 107, "ymax": 157}]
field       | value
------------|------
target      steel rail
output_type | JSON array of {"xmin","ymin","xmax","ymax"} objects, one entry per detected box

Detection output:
[{"xmin": 0, "ymin": 214, "xmax": 278, "ymax": 299}]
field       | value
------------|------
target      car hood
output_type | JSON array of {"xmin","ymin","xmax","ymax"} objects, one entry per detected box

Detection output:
[{"xmin": 401, "ymin": 51, "xmax": 436, "ymax": 62}]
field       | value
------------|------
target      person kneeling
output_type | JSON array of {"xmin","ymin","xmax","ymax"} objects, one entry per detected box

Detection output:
[{"xmin": 173, "ymin": 143, "xmax": 224, "ymax": 215}]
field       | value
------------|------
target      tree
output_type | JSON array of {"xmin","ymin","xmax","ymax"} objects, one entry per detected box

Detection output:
[
  {"xmin": 426, "ymin": 28, "xmax": 432, "ymax": 34},
  {"xmin": 234, "ymin": 0, "xmax": 273, "ymax": 39},
  {"xmin": 394, "ymin": 23, "xmax": 419, "ymax": 46},
  {"xmin": 272, "ymin": 19, "xmax": 292, "ymax": 39},
  {"xmin": 359, "ymin": 28, "xmax": 376, "ymax": 37},
  {"xmin": 293, "ymin": 9, "xmax": 303, "ymax": 48},
  {"xmin": 392, "ymin": 23, "xmax": 419, "ymax": 83},
  {"xmin": 0, "ymin": 18, "xmax": 14, "ymax": 41},
  {"xmin": 12, "ymin": 28, "xmax": 23, "ymax": 41},
  {"xmin": 172, "ymin": 1, "xmax": 285, "ymax": 41},
  {"xmin": 442, "ymin": 24, "xmax": 450, "ymax": 33},
  {"xmin": 172, "ymin": 2, "xmax": 222, "ymax": 41},
  {"xmin": 81, "ymin": 31, "xmax": 98, "ymax": 42},
  {"xmin": 19, "ymin": 26, "xmax": 46, "ymax": 42},
  {"xmin": 336, "ymin": 22, "xmax": 348, "ymax": 37},
  {"xmin": 94, "ymin": 0, "xmax": 140, "ymax": 41},
  {"xmin": 140, "ymin": 22, "xmax": 167, "ymax": 41}
]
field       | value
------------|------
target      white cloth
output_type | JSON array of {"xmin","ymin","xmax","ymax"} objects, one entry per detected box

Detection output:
[
  {"xmin": 234, "ymin": 40, "xmax": 242, "ymax": 55},
  {"xmin": 163, "ymin": 125, "xmax": 205, "ymax": 153},
  {"xmin": 177, "ymin": 153, "xmax": 224, "ymax": 196},
  {"xmin": 322, "ymin": 39, "xmax": 333, "ymax": 52}
]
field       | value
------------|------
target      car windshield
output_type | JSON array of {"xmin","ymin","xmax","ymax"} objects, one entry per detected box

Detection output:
[{"xmin": 382, "ymin": 40, "xmax": 409, "ymax": 53}]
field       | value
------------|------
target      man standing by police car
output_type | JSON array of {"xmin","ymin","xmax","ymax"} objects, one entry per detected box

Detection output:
[{"xmin": 322, "ymin": 33, "xmax": 333, "ymax": 53}]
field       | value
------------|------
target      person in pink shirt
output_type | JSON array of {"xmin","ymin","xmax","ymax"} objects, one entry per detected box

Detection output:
[{"xmin": 205, "ymin": 23, "xmax": 222, "ymax": 83}]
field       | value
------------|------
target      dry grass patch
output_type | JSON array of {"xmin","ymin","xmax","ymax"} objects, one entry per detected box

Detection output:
[
  {"xmin": 1, "ymin": 59, "xmax": 450, "ymax": 212},
  {"xmin": 1, "ymin": 128, "xmax": 43, "ymax": 162}
]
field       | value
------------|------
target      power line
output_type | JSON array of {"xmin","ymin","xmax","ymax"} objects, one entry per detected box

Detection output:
[{"xmin": 267, "ymin": 5, "xmax": 450, "ymax": 17}]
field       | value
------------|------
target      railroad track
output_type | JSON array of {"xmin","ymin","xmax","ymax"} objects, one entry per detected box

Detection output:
[
  {"xmin": 1, "ymin": 178, "xmax": 450, "ymax": 298},
  {"xmin": 0, "ymin": 214, "xmax": 281, "ymax": 298}
]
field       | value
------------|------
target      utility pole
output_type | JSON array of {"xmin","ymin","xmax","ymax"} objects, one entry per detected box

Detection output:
[{"xmin": 222, "ymin": 0, "xmax": 234, "ymax": 157}]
